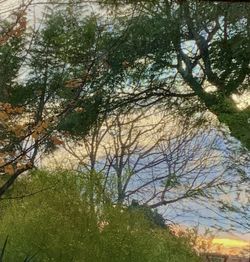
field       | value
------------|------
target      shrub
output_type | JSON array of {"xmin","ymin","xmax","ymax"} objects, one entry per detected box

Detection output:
[{"xmin": 0, "ymin": 170, "xmax": 201, "ymax": 262}]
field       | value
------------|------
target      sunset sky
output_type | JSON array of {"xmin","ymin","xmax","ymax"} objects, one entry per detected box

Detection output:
[{"xmin": 211, "ymin": 238, "xmax": 249, "ymax": 257}]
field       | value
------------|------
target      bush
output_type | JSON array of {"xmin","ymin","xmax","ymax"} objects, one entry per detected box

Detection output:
[{"xmin": 0, "ymin": 170, "xmax": 201, "ymax": 262}]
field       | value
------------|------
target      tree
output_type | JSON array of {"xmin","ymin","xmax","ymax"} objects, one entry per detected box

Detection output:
[
  {"xmin": 0, "ymin": 0, "xmax": 249, "ymax": 219},
  {"xmin": 0, "ymin": 4, "xmax": 116, "ymax": 197},
  {"xmin": 57, "ymin": 107, "xmax": 249, "ymax": 232},
  {"xmin": 100, "ymin": 0, "xmax": 250, "ymax": 150},
  {"xmin": 0, "ymin": 2, "xmax": 32, "ymax": 195}
]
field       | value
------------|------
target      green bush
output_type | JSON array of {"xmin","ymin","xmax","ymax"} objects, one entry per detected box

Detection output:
[{"xmin": 0, "ymin": 170, "xmax": 200, "ymax": 262}]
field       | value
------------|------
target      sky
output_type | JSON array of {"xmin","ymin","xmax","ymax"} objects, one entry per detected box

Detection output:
[{"xmin": 1, "ymin": 0, "xmax": 250, "ymax": 251}]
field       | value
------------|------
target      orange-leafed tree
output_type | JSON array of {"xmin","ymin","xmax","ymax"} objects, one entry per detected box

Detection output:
[
  {"xmin": 0, "ymin": 3, "xmax": 31, "ymax": 195},
  {"xmin": 0, "ymin": 3, "xmax": 113, "ymax": 197}
]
